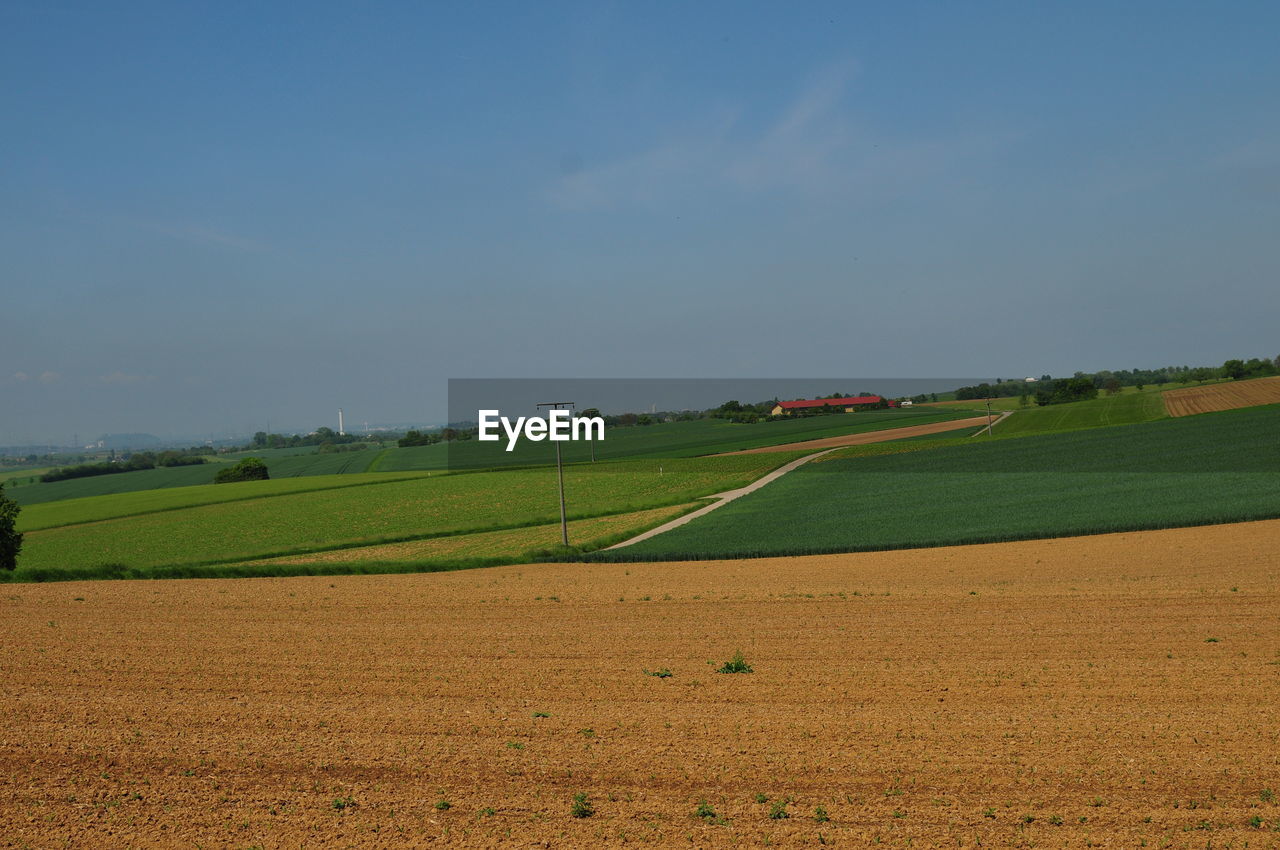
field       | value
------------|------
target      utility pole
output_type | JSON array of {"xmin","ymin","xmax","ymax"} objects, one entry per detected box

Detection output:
[
  {"xmin": 985, "ymin": 398, "xmax": 994, "ymax": 436},
  {"xmin": 536, "ymin": 401, "xmax": 573, "ymax": 546}
]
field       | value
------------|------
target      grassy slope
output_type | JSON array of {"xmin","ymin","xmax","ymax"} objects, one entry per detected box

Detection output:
[
  {"xmin": 7, "ymin": 463, "xmax": 227, "ymax": 505},
  {"xmin": 238, "ymin": 503, "xmax": 700, "ymax": 568},
  {"xmin": 16, "ymin": 471, "xmax": 437, "ymax": 532},
  {"xmin": 7, "ymin": 449, "xmax": 388, "ymax": 505},
  {"xmin": 252, "ymin": 449, "xmax": 380, "ymax": 477},
  {"xmin": 1, "ymin": 467, "xmax": 54, "ymax": 487},
  {"xmin": 605, "ymin": 404, "xmax": 1280, "ymax": 560},
  {"xmin": 12, "ymin": 454, "xmax": 797, "ymax": 575},
  {"xmin": 991, "ymin": 389, "xmax": 1168, "ymax": 436}
]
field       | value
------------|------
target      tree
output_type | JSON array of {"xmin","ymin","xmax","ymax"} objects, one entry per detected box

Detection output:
[
  {"xmin": 0, "ymin": 483, "xmax": 22, "ymax": 571},
  {"xmin": 1223, "ymin": 359, "xmax": 1246, "ymax": 380},
  {"xmin": 213, "ymin": 457, "xmax": 269, "ymax": 484}
]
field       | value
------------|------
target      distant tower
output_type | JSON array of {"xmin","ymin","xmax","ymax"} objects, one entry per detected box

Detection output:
[{"xmin": 338, "ymin": 408, "xmax": 345, "ymax": 436}]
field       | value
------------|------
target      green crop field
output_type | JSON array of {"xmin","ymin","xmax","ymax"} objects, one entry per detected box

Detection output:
[
  {"xmin": 6, "ymin": 462, "xmax": 231, "ymax": 505},
  {"xmin": 7, "ymin": 448, "xmax": 391, "ymax": 506},
  {"xmin": 16, "ymin": 471, "xmax": 436, "ymax": 532},
  {"xmin": 9, "ymin": 453, "xmax": 798, "ymax": 580},
  {"xmin": 251, "ymin": 448, "xmax": 382, "ymax": 477},
  {"xmin": 990, "ymin": 388, "xmax": 1169, "ymax": 436},
  {"xmin": 603, "ymin": 405, "xmax": 1280, "ymax": 561},
  {"xmin": 0, "ymin": 466, "xmax": 53, "ymax": 487}
]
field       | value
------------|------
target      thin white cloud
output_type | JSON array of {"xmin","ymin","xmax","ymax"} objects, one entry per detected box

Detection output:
[
  {"xmin": 37, "ymin": 371, "xmax": 60, "ymax": 384},
  {"xmin": 549, "ymin": 63, "xmax": 1016, "ymax": 210},
  {"xmin": 100, "ymin": 371, "xmax": 152, "ymax": 385},
  {"xmin": 108, "ymin": 215, "xmax": 267, "ymax": 253},
  {"xmin": 12, "ymin": 371, "xmax": 29, "ymax": 382}
]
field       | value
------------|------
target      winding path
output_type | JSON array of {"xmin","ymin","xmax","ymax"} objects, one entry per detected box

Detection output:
[{"xmin": 604, "ymin": 447, "xmax": 840, "ymax": 550}]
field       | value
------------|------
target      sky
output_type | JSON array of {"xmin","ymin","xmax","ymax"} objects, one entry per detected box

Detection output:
[{"xmin": 3, "ymin": 1, "xmax": 1278, "ymax": 443}]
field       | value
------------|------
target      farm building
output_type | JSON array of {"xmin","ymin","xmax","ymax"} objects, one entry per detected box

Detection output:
[{"xmin": 770, "ymin": 396, "xmax": 894, "ymax": 416}]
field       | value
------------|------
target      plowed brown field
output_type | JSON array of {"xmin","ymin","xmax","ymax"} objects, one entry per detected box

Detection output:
[
  {"xmin": 4, "ymin": 521, "xmax": 1280, "ymax": 847},
  {"xmin": 1164, "ymin": 376, "xmax": 1280, "ymax": 416}
]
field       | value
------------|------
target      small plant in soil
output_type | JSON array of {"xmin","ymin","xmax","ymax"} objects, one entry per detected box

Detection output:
[
  {"xmin": 813, "ymin": 806, "xmax": 830, "ymax": 823},
  {"xmin": 768, "ymin": 799, "xmax": 790, "ymax": 820},
  {"xmin": 718, "ymin": 650, "xmax": 753, "ymax": 674},
  {"xmin": 570, "ymin": 792, "xmax": 594, "ymax": 818},
  {"xmin": 435, "ymin": 798, "xmax": 451, "ymax": 811},
  {"xmin": 644, "ymin": 668, "xmax": 673, "ymax": 678}
]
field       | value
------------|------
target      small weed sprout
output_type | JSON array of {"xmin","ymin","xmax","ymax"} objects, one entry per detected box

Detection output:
[
  {"xmin": 1261, "ymin": 789, "xmax": 1275, "ymax": 803},
  {"xmin": 813, "ymin": 806, "xmax": 830, "ymax": 823},
  {"xmin": 768, "ymin": 799, "xmax": 790, "ymax": 820},
  {"xmin": 332, "ymin": 796, "xmax": 355, "ymax": 811},
  {"xmin": 532, "ymin": 711, "xmax": 550, "ymax": 718},
  {"xmin": 644, "ymin": 668, "xmax": 674, "ymax": 678},
  {"xmin": 718, "ymin": 650, "xmax": 753, "ymax": 674},
  {"xmin": 570, "ymin": 792, "xmax": 594, "ymax": 818},
  {"xmin": 754, "ymin": 793, "xmax": 769, "ymax": 804},
  {"xmin": 435, "ymin": 798, "xmax": 451, "ymax": 811},
  {"xmin": 695, "ymin": 800, "xmax": 717, "ymax": 820}
]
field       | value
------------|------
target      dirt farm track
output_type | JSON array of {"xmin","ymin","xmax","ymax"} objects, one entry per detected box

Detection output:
[{"xmin": 4, "ymin": 522, "xmax": 1280, "ymax": 848}]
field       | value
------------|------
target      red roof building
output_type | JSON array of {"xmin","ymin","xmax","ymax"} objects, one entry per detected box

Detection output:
[{"xmin": 771, "ymin": 396, "xmax": 895, "ymax": 415}]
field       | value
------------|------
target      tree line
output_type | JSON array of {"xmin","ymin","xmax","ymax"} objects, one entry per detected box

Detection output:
[
  {"xmin": 40, "ymin": 449, "xmax": 212, "ymax": 483},
  {"xmin": 953, "ymin": 355, "xmax": 1280, "ymax": 407},
  {"xmin": 250, "ymin": 427, "xmax": 369, "ymax": 450}
]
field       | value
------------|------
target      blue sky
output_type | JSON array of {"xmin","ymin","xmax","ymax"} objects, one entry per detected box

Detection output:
[{"xmin": 3, "ymin": 1, "xmax": 1278, "ymax": 442}]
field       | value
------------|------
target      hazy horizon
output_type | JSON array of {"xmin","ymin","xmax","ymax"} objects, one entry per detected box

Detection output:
[{"xmin": 5, "ymin": 2, "xmax": 1278, "ymax": 445}]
